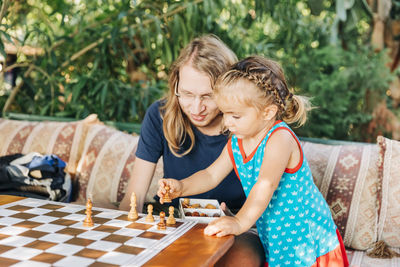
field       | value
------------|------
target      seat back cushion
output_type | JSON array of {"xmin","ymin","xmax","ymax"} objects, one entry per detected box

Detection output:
[
  {"xmin": 377, "ymin": 136, "xmax": 400, "ymax": 248},
  {"xmin": 301, "ymin": 141, "xmax": 381, "ymax": 250},
  {"xmin": 74, "ymin": 124, "xmax": 140, "ymax": 207}
]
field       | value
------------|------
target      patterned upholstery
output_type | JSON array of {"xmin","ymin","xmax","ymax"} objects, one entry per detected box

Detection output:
[
  {"xmin": 74, "ymin": 124, "xmax": 140, "ymax": 207},
  {"xmin": 301, "ymin": 141, "xmax": 381, "ymax": 250},
  {"xmin": 377, "ymin": 136, "xmax": 400, "ymax": 248},
  {"xmin": 3, "ymin": 116, "xmax": 398, "ymax": 262},
  {"xmin": 0, "ymin": 118, "xmax": 86, "ymax": 175}
]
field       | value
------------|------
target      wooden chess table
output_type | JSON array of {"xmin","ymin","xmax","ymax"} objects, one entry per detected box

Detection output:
[{"xmin": 0, "ymin": 195, "xmax": 234, "ymax": 266}]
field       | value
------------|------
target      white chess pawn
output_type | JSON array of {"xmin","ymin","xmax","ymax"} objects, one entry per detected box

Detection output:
[
  {"xmin": 128, "ymin": 192, "xmax": 139, "ymax": 221},
  {"xmin": 146, "ymin": 204, "xmax": 154, "ymax": 222},
  {"xmin": 167, "ymin": 206, "xmax": 176, "ymax": 226}
]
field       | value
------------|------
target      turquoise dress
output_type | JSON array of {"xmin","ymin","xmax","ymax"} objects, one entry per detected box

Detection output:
[{"xmin": 228, "ymin": 121, "xmax": 340, "ymax": 266}]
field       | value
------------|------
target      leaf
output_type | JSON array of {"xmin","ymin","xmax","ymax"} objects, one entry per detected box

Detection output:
[
  {"xmin": 203, "ymin": 0, "xmax": 210, "ymax": 14},
  {"xmin": 118, "ymin": 11, "xmax": 128, "ymax": 20},
  {"xmin": 0, "ymin": 41, "xmax": 6, "ymax": 58},
  {"xmin": 344, "ymin": 0, "xmax": 355, "ymax": 10},
  {"xmin": 163, "ymin": 40, "xmax": 172, "ymax": 64},
  {"xmin": 72, "ymin": 77, "xmax": 87, "ymax": 103},
  {"xmin": 336, "ymin": 0, "xmax": 347, "ymax": 21},
  {"xmin": 0, "ymin": 30, "xmax": 13, "ymax": 43},
  {"xmin": 101, "ymin": 82, "xmax": 109, "ymax": 108}
]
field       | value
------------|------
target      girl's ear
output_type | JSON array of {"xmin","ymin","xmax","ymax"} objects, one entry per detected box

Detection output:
[{"xmin": 263, "ymin": 105, "xmax": 278, "ymax": 121}]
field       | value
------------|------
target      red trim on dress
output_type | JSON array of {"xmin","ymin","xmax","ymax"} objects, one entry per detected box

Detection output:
[
  {"xmin": 227, "ymin": 138, "xmax": 241, "ymax": 181},
  {"xmin": 265, "ymin": 229, "xmax": 349, "ymax": 267},
  {"xmin": 237, "ymin": 120, "xmax": 282, "ymax": 164},
  {"xmin": 310, "ymin": 229, "xmax": 349, "ymax": 267},
  {"xmin": 267, "ymin": 126, "xmax": 303, "ymax": 174},
  {"xmin": 337, "ymin": 229, "xmax": 350, "ymax": 267}
]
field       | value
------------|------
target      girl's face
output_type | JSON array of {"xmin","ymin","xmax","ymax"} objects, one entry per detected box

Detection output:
[
  {"xmin": 219, "ymin": 102, "xmax": 267, "ymax": 139},
  {"xmin": 216, "ymin": 81, "xmax": 274, "ymax": 139},
  {"xmin": 177, "ymin": 64, "xmax": 221, "ymax": 130}
]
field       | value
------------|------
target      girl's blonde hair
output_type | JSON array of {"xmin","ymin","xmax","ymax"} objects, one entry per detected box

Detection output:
[
  {"xmin": 160, "ymin": 34, "xmax": 237, "ymax": 157},
  {"xmin": 215, "ymin": 56, "xmax": 311, "ymax": 126}
]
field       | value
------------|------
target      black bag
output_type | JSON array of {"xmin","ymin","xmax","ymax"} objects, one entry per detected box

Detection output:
[{"xmin": 0, "ymin": 153, "xmax": 72, "ymax": 202}]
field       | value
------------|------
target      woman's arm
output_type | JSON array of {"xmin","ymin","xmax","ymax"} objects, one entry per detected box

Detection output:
[{"xmin": 119, "ymin": 157, "xmax": 157, "ymax": 212}]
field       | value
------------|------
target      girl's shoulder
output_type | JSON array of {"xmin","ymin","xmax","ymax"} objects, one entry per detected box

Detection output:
[
  {"xmin": 270, "ymin": 120, "xmax": 290, "ymax": 131},
  {"xmin": 266, "ymin": 122, "xmax": 299, "ymax": 150}
]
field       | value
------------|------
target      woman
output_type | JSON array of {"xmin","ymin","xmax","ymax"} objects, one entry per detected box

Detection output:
[{"xmin": 120, "ymin": 34, "xmax": 265, "ymax": 266}]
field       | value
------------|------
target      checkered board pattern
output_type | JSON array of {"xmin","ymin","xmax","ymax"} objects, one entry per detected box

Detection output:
[{"xmin": 0, "ymin": 198, "xmax": 196, "ymax": 266}]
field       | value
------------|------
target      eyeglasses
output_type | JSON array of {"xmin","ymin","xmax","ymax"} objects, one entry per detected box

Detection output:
[{"xmin": 174, "ymin": 81, "xmax": 214, "ymax": 105}]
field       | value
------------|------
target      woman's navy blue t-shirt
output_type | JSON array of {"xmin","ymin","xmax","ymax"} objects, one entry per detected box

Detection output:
[{"xmin": 136, "ymin": 101, "xmax": 246, "ymax": 211}]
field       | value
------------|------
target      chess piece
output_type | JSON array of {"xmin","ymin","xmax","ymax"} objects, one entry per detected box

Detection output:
[
  {"xmin": 163, "ymin": 185, "xmax": 172, "ymax": 203},
  {"xmin": 157, "ymin": 211, "xmax": 166, "ymax": 230},
  {"xmin": 128, "ymin": 192, "xmax": 139, "ymax": 221},
  {"xmin": 166, "ymin": 206, "xmax": 176, "ymax": 226},
  {"xmin": 182, "ymin": 198, "xmax": 190, "ymax": 208},
  {"xmin": 83, "ymin": 198, "xmax": 94, "ymax": 227},
  {"xmin": 145, "ymin": 204, "xmax": 154, "ymax": 222}
]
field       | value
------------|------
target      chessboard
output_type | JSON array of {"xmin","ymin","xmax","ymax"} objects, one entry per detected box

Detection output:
[{"xmin": 0, "ymin": 198, "xmax": 196, "ymax": 266}]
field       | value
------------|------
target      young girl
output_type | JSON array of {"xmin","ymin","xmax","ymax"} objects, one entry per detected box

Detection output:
[{"xmin": 158, "ymin": 56, "xmax": 349, "ymax": 267}]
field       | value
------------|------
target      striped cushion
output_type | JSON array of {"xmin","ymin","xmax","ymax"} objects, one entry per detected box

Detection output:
[
  {"xmin": 75, "ymin": 124, "xmax": 140, "ymax": 207},
  {"xmin": 377, "ymin": 136, "xmax": 400, "ymax": 248}
]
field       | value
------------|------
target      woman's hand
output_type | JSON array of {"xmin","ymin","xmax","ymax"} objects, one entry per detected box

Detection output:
[
  {"xmin": 157, "ymin": 178, "xmax": 183, "ymax": 204},
  {"xmin": 204, "ymin": 216, "xmax": 243, "ymax": 237}
]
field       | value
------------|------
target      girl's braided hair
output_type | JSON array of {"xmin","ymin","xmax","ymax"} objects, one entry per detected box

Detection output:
[{"xmin": 215, "ymin": 56, "xmax": 311, "ymax": 126}]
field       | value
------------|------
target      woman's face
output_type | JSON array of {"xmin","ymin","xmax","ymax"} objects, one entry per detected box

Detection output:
[{"xmin": 176, "ymin": 64, "xmax": 221, "ymax": 130}]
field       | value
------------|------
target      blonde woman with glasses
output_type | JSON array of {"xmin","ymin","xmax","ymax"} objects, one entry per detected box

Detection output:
[{"xmin": 120, "ymin": 34, "xmax": 265, "ymax": 266}]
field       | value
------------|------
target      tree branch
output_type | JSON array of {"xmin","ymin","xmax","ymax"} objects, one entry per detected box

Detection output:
[
  {"xmin": 2, "ymin": 65, "xmax": 34, "ymax": 116},
  {"xmin": 55, "ymin": 0, "xmax": 204, "ymax": 73},
  {"xmin": 1, "ymin": 62, "xmax": 30, "ymax": 73}
]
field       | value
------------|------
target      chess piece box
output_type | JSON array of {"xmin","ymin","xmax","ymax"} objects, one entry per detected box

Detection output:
[{"xmin": 179, "ymin": 198, "xmax": 225, "ymax": 223}]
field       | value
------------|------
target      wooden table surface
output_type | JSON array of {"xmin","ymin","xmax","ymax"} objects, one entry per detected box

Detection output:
[{"xmin": 0, "ymin": 195, "xmax": 234, "ymax": 267}]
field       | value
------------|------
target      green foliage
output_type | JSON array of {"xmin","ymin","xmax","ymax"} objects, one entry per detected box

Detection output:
[
  {"xmin": 0, "ymin": 0, "xmax": 397, "ymax": 141},
  {"xmin": 291, "ymin": 45, "xmax": 394, "ymax": 140},
  {"xmin": 391, "ymin": 0, "xmax": 400, "ymax": 20},
  {"xmin": 1, "ymin": 0, "xmax": 257, "ymax": 122}
]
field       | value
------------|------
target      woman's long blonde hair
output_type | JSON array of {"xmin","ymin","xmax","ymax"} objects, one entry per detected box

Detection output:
[{"xmin": 160, "ymin": 34, "xmax": 237, "ymax": 157}]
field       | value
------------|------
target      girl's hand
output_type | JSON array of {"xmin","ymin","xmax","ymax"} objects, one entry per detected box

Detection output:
[
  {"xmin": 157, "ymin": 178, "xmax": 182, "ymax": 204},
  {"xmin": 204, "ymin": 216, "xmax": 243, "ymax": 237}
]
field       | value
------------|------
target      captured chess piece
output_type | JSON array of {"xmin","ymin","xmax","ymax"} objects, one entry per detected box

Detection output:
[
  {"xmin": 182, "ymin": 198, "xmax": 190, "ymax": 208},
  {"xmin": 166, "ymin": 206, "xmax": 176, "ymax": 226},
  {"xmin": 145, "ymin": 204, "xmax": 155, "ymax": 222},
  {"xmin": 163, "ymin": 185, "xmax": 172, "ymax": 203},
  {"xmin": 83, "ymin": 198, "xmax": 94, "ymax": 227},
  {"xmin": 157, "ymin": 211, "xmax": 166, "ymax": 230},
  {"xmin": 128, "ymin": 192, "xmax": 139, "ymax": 221}
]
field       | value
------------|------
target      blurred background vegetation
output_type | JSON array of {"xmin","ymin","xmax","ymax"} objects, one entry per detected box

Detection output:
[{"xmin": 0, "ymin": 0, "xmax": 399, "ymax": 142}]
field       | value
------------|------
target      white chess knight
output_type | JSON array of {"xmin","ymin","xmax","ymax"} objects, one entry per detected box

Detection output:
[{"xmin": 128, "ymin": 192, "xmax": 139, "ymax": 221}]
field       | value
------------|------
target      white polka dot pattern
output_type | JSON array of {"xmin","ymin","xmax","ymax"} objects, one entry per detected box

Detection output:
[{"xmin": 231, "ymin": 122, "xmax": 339, "ymax": 266}]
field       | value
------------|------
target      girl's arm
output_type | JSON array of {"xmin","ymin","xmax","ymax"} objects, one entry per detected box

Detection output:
[
  {"xmin": 158, "ymin": 144, "xmax": 233, "ymax": 202},
  {"xmin": 205, "ymin": 129, "xmax": 298, "ymax": 236},
  {"xmin": 119, "ymin": 158, "xmax": 157, "ymax": 212}
]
